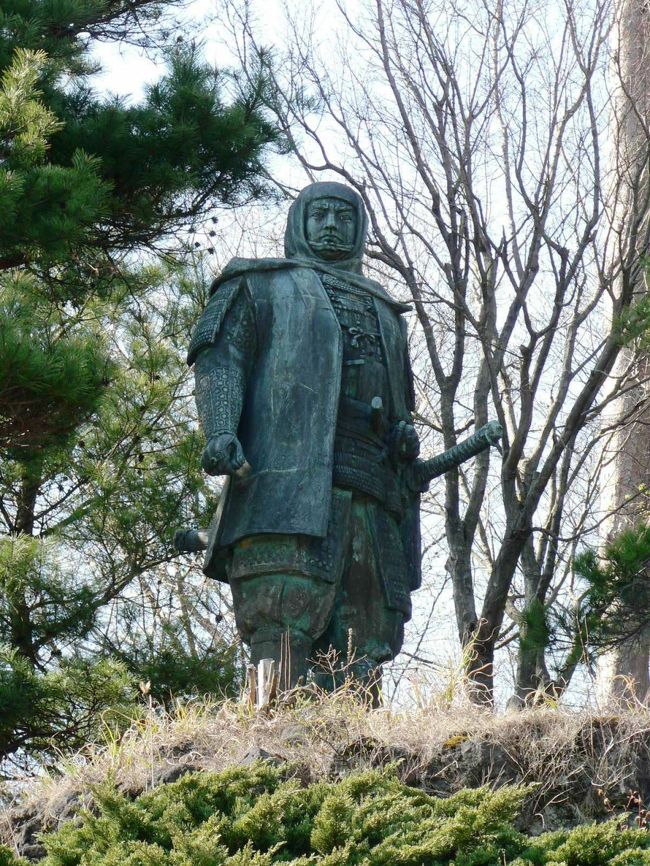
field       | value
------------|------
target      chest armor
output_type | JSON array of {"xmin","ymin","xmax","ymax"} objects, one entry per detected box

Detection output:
[
  {"xmin": 321, "ymin": 273, "xmax": 387, "ymax": 401},
  {"xmin": 320, "ymin": 273, "xmax": 400, "ymax": 516}
]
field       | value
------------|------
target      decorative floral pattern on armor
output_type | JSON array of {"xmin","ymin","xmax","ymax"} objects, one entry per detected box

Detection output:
[{"xmin": 321, "ymin": 272, "xmax": 384, "ymax": 363}]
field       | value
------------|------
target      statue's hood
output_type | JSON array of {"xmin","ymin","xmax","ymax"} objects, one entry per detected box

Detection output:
[
  {"xmin": 211, "ymin": 182, "xmax": 411, "ymax": 313},
  {"xmin": 284, "ymin": 181, "xmax": 367, "ymax": 273}
]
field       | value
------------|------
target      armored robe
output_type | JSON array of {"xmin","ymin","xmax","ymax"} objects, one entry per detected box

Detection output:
[{"xmin": 188, "ymin": 182, "xmax": 421, "ymax": 686}]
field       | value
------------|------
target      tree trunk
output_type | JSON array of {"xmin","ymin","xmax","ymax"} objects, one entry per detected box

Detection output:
[
  {"xmin": 14, "ymin": 461, "xmax": 41, "ymax": 536},
  {"xmin": 598, "ymin": 626, "xmax": 650, "ymax": 701},
  {"xmin": 599, "ymin": 0, "xmax": 650, "ymax": 702},
  {"xmin": 8, "ymin": 461, "xmax": 42, "ymax": 663}
]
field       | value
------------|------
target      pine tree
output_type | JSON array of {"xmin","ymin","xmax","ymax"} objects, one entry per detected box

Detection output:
[
  {"xmin": 573, "ymin": 521, "xmax": 650, "ymax": 662},
  {"xmin": 0, "ymin": 0, "xmax": 279, "ymax": 766}
]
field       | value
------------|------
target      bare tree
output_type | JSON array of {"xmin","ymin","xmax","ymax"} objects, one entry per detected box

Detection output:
[{"xmin": 224, "ymin": 0, "xmax": 650, "ymax": 703}]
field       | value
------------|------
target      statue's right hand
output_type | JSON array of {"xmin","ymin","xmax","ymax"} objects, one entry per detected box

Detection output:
[{"xmin": 201, "ymin": 433, "xmax": 247, "ymax": 476}]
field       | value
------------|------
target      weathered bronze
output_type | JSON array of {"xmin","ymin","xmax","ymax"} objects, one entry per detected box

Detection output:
[{"xmin": 181, "ymin": 182, "xmax": 501, "ymax": 691}]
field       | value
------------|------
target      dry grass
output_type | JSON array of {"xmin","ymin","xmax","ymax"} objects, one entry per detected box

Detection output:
[{"xmin": 3, "ymin": 685, "xmax": 650, "ymax": 853}]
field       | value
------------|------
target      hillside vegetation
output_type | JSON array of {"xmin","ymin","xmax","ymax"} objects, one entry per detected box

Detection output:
[
  {"xmin": 4, "ymin": 763, "xmax": 650, "ymax": 866},
  {"xmin": 3, "ymin": 692, "xmax": 650, "ymax": 864}
]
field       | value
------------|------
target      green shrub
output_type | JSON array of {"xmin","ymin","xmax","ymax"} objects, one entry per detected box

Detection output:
[
  {"xmin": 0, "ymin": 845, "xmax": 28, "ymax": 866},
  {"xmin": 24, "ymin": 765, "xmax": 650, "ymax": 866}
]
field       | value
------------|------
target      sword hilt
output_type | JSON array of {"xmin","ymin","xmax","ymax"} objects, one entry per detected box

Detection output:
[{"xmin": 407, "ymin": 420, "xmax": 503, "ymax": 491}]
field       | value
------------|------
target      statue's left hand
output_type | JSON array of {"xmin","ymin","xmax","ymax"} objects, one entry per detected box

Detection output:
[{"xmin": 388, "ymin": 421, "xmax": 420, "ymax": 463}]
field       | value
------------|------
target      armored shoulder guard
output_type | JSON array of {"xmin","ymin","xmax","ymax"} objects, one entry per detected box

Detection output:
[{"xmin": 187, "ymin": 278, "xmax": 244, "ymax": 366}]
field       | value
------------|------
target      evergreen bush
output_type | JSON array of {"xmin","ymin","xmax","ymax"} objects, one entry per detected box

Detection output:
[{"xmin": 6, "ymin": 764, "xmax": 650, "ymax": 866}]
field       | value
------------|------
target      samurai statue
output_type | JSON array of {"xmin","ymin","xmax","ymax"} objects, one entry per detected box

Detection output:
[{"xmin": 179, "ymin": 181, "xmax": 501, "ymax": 691}]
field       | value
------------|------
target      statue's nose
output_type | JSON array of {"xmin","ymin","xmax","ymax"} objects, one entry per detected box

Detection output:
[{"xmin": 324, "ymin": 210, "xmax": 337, "ymax": 228}]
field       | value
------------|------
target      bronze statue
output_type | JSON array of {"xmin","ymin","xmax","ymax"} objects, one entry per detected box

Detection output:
[{"xmin": 178, "ymin": 182, "xmax": 501, "ymax": 691}]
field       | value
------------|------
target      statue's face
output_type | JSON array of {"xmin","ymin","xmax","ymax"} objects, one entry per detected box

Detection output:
[{"xmin": 305, "ymin": 197, "xmax": 357, "ymax": 260}]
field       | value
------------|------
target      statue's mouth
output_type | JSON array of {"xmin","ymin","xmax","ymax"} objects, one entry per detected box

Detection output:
[{"xmin": 309, "ymin": 237, "xmax": 353, "ymax": 253}]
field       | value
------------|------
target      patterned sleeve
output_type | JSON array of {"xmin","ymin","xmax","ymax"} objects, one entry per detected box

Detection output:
[{"xmin": 191, "ymin": 284, "xmax": 257, "ymax": 442}]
